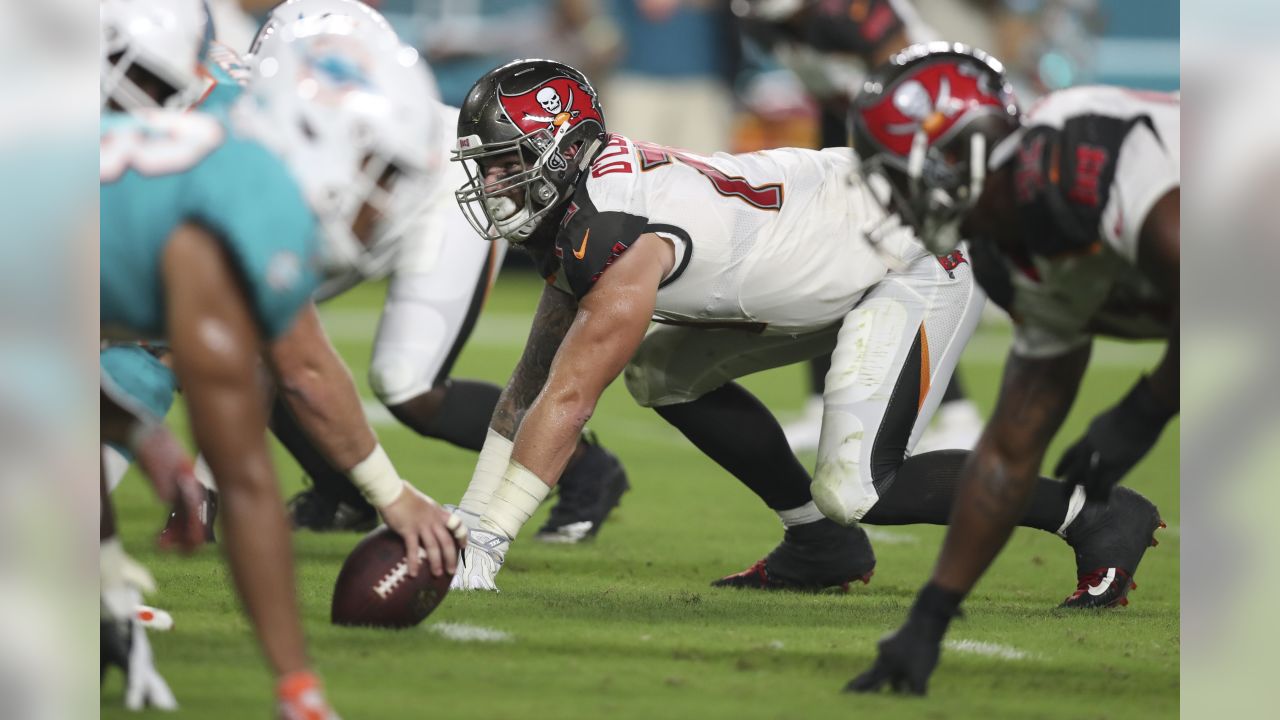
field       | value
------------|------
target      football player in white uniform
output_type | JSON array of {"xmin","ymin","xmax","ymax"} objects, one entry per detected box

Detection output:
[
  {"xmin": 733, "ymin": 0, "xmax": 986, "ymax": 454},
  {"xmin": 845, "ymin": 45, "xmax": 1176, "ymax": 695},
  {"xmin": 239, "ymin": 1, "xmax": 628, "ymax": 544},
  {"xmin": 444, "ymin": 58, "xmax": 1158, "ymax": 600}
]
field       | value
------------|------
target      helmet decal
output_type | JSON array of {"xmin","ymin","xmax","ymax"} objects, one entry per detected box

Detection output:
[
  {"xmin": 860, "ymin": 60, "xmax": 1006, "ymax": 158},
  {"xmin": 497, "ymin": 76, "xmax": 603, "ymax": 135},
  {"xmin": 305, "ymin": 49, "xmax": 372, "ymax": 90}
]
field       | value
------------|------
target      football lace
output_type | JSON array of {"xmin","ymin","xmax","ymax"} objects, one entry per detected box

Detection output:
[{"xmin": 373, "ymin": 547, "xmax": 428, "ymax": 599}]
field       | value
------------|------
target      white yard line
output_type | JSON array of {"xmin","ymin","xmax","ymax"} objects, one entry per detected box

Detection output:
[
  {"xmin": 428, "ymin": 622, "xmax": 513, "ymax": 643},
  {"xmin": 945, "ymin": 639, "xmax": 1034, "ymax": 661}
]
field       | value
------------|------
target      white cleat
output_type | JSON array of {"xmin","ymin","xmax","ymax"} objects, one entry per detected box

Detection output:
[
  {"xmin": 451, "ymin": 529, "xmax": 509, "ymax": 592},
  {"xmin": 913, "ymin": 399, "xmax": 983, "ymax": 454},
  {"xmin": 782, "ymin": 396, "xmax": 825, "ymax": 453}
]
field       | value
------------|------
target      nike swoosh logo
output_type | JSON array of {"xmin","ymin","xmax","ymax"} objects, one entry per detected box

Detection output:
[
  {"xmin": 572, "ymin": 229, "xmax": 590, "ymax": 260},
  {"xmin": 1087, "ymin": 567, "xmax": 1116, "ymax": 596}
]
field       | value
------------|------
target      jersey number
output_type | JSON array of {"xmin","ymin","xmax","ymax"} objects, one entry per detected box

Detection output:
[
  {"xmin": 634, "ymin": 141, "xmax": 783, "ymax": 211},
  {"xmin": 100, "ymin": 111, "xmax": 224, "ymax": 183}
]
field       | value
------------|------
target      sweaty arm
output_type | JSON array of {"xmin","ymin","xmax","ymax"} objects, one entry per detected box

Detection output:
[
  {"xmin": 163, "ymin": 222, "xmax": 307, "ymax": 678},
  {"xmin": 509, "ymin": 234, "xmax": 671, "ymax": 484},
  {"xmin": 930, "ymin": 342, "xmax": 1092, "ymax": 594},
  {"xmin": 266, "ymin": 303, "xmax": 376, "ymax": 472},
  {"xmin": 490, "ymin": 283, "xmax": 581, "ymax": 442},
  {"xmin": 266, "ymin": 299, "xmax": 462, "ymax": 577}
]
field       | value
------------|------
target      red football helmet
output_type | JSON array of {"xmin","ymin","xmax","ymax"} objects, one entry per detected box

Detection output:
[{"xmin": 851, "ymin": 43, "xmax": 1020, "ymax": 254}]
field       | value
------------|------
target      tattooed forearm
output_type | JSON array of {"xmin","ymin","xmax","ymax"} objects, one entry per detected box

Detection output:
[{"xmin": 490, "ymin": 285, "xmax": 579, "ymax": 439}]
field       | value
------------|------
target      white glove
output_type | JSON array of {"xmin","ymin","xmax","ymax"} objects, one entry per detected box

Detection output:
[
  {"xmin": 101, "ymin": 538, "xmax": 178, "ymax": 711},
  {"xmin": 450, "ymin": 529, "xmax": 509, "ymax": 592},
  {"xmin": 123, "ymin": 613, "xmax": 177, "ymax": 711}
]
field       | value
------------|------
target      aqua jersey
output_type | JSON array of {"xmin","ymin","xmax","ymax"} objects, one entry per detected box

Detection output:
[
  {"xmin": 100, "ymin": 109, "xmax": 319, "ymax": 342},
  {"xmin": 194, "ymin": 41, "xmax": 248, "ymax": 111}
]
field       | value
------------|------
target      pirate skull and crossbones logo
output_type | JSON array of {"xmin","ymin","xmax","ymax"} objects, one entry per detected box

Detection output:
[{"xmin": 526, "ymin": 86, "xmax": 579, "ymax": 126}]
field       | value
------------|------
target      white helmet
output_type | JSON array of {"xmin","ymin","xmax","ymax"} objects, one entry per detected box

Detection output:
[
  {"xmin": 238, "ymin": 17, "xmax": 443, "ymax": 278},
  {"xmin": 100, "ymin": 0, "xmax": 208, "ymax": 112},
  {"xmin": 248, "ymin": 0, "xmax": 398, "ymax": 59}
]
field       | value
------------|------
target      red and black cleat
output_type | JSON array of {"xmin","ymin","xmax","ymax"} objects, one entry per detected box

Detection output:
[
  {"xmin": 1061, "ymin": 566, "xmax": 1138, "ymax": 608},
  {"xmin": 1060, "ymin": 487, "xmax": 1164, "ymax": 609},
  {"xmin": 712, "ymin": 518, "xmax": 876, "ymax": 592}
]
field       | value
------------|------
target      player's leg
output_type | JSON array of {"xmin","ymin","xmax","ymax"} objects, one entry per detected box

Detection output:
[
  {"xmin": 625, "ymin": 324, "xmax": 876, "ymax": 590},
  {"xmin": 812, "ymin": 252, "xmax": 1162, "ymax": 607},
  {"xmin": 369, "ymin": 235, "xmax": 504, "ymax": 449}
]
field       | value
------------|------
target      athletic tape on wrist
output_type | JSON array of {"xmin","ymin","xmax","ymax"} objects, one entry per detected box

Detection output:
[
  {"xmin": 479, "ymin": 460, "xmax": 551, "ymax": 539},
  {"xmin": 349, "ymin": 444, "xmax": 405, "ymax": 509},
  {"xmin": 459, "ymin": 429, "xmax": 514, "ymax": 515}
]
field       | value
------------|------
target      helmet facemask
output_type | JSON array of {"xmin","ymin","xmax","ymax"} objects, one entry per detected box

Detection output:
[
  {"xmin": 454, "ymin": 123, "xmax": 596, "ymax": 244},
  {"xmin": 347, "ymin": 150, "xmax": 436, "ymax": 279},
  {"xmin": 903, "ymin": 128, "xmax": 986, "ymax": 255},
  {"xmin": 101, "ymin": 49, "xmax": 188, "ymax": 111}
]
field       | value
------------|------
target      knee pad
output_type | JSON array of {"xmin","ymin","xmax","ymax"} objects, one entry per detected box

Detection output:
[
  {"xmin": 811, "ymin": 409, "xmax": 879, "ymax": 525},
  {"xmin": 368, "ymin": 355, "xmax": 425, "ymax": 406}
]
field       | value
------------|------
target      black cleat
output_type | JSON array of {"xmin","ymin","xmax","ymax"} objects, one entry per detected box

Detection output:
[
  {"xmin": 713, "ymin": 518, "xmax": 876, "ymax": 592},
  {"xmin": 534, "ymin": 433, "xmax": 630, "ymax": 543},
  {"xmin": 1060, "ymin": 486, "xmax": 1164, "ymax": 609},
  {"xmin": 287, "ymin": 487, "xmax": 377, "ymax": 533},
  {"xmin": 159, "ymin": 486, "xmax": 218, "ymax": 544}
]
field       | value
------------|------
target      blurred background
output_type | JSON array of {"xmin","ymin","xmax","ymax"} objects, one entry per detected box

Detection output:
[
  {"xmin": 217, "ymin": 1, "xmax": 1179, "ymax": 156},
  {"xmin": 214, "ymin": 0, "xmax": 1178, "ymax": 275}
]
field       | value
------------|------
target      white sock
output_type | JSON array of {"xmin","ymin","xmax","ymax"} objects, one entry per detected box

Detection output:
[
  {"xmin": 459, "ymin": 429, "xmax": 514, "ymax": 516},
  {"xmin": 103, "ymin": 446, "xmax": 130, "ymax": 493},
  {"xmin": 193, "ymin": 455, "xmax": 218, "ymax": 491},
  {"xmin": 478, "ymin": 461, "xmax": 550, "ymax": 539},
  {"xmin": 777, "ymin": 501, "xmax": 825, "ymax": 528},
  {"xmin": 1056, "ymin": 485, "xmax": 1088, "ymax": 536}
]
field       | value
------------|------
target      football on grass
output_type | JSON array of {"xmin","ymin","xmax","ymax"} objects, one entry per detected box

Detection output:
[{"xmin": 331, "ymin": 525, "xmax": 454, "ymax": 629}]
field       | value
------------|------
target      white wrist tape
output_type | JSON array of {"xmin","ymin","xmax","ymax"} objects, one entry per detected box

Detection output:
[
  {"xmin": 349, "ymin": 444, "xmax": 405, "ymax": 509},
  {"xmin": 478, "ymin": 460, "xmax": 551, "ymax": 540},
  {"xmin": 458, "ymin": 429, "xmax": 514, "ymax": 516}
]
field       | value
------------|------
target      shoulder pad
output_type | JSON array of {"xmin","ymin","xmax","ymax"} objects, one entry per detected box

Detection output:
[
  {"xmin": 552, "ymin": 188, "xmax": 648, "ymax": 300},
  {"xmin": 1011, "ymin": 114, "xmax": 1153, "ymax": 258}
]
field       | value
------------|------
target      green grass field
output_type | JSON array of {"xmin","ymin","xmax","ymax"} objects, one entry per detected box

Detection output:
[{"xmin": 103, "ymin": 272, "xmax": 1179, "ymax": 719}]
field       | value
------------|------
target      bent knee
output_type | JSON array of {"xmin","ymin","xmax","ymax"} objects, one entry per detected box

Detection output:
[
  {"xmin": 811, "ymin": 420, "xmax": 878, "ymax": 525},
  {"xmin": 369, "ymin": 355, "xmax": 433, "ymax": 406}
]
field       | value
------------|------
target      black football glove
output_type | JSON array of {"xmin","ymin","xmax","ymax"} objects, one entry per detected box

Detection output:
[
  {"xmin": 845, "ymin": 583, "xmax": 961, "ymax": 696},
  {"xmin": 845, "ymin": 623, "xmax": 942, "ymax": 696},
  {"xmin": 1056, "ymin": 376, "xmax": 1176, "ymax": 503}
]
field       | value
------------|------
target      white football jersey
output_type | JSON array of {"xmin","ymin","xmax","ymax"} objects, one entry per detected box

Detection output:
[
  {"xmin": 984, "ymin": 86, "xmax": 1180, "ymax": 357},
  {"xmin": 538, "ymin": 134, "xmax": 927, "ymax": 334}
]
